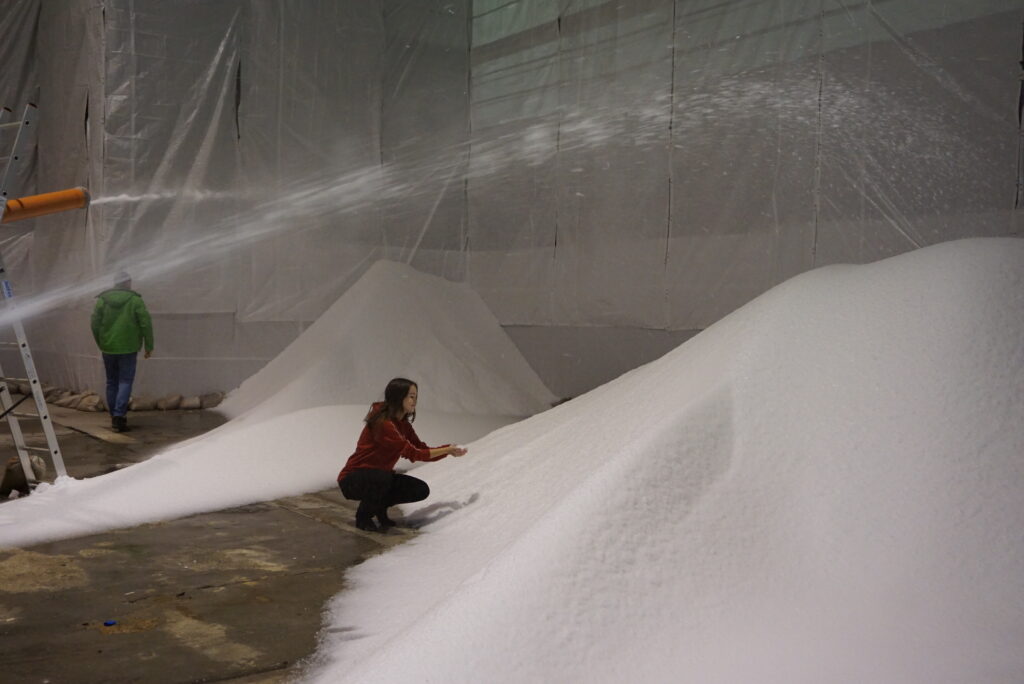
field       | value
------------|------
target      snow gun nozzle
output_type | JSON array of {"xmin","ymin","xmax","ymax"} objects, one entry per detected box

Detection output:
[{"xmin": 2, "ymin": 187, "xmax": 90, "ymax": 224}]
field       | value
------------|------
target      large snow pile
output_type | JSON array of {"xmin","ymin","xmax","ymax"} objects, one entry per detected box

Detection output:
[
  {"xmin": 220, "ymin": 260, "xmax": 555, "ymax": 421},
  {"xmin": 304, "ymin": 238, "xmax": 1024, "ymax": 684},
  {"xmin": 0, "ymin": 261, "xmax": 553, "ymax": 547}
]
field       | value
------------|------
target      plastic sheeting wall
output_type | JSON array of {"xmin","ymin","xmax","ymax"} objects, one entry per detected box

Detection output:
[
  {"xmin": 0, "ymin": 0, "xmax": 1020, "ymax": 399},
  {"xmin": 468, "ymin": 0, "xmax": 1023, "ymax": 331},
  {"xmin": 1, "ymin": 0, "xmax": 474, "ymax": 397}
]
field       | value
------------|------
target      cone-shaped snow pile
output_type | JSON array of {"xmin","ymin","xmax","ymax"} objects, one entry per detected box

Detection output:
[
  {"xmin": 220, "ymin": 260, "xmax": 555, "ymax": 421},
  {"xmin": 306, "ymin": 238, "xmax": 1024, "ymax": 684}
]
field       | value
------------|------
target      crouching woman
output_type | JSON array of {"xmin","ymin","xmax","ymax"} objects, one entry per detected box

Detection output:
[{"xmin": 338, "ymin": 378, "xmax": 467, "ymax": 532}]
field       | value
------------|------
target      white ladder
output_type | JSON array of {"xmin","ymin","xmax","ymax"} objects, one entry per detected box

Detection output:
[{"xmin": 0, "ymin": 103, "xmax": 67, "ymax": 487}]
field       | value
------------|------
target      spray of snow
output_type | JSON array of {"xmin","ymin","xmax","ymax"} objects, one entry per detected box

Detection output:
[
  {"xmin": 0, "ymin": 101, "xmax": 668, "ymax": 329},
  {"xmin": 89, "ymin": 190, "xmax": 233, "ymax": 205}
]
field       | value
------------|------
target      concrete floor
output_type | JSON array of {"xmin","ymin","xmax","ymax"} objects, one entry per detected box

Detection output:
[{"xmin": 1, "ymin": 406, "xmax": 411, "ymax": 683}]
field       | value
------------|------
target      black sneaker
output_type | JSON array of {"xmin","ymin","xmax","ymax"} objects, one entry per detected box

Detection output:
[
  {"xmin": 376, "ymin": 512, "xmax": 396, "ymax": 530},
  {"xmin": 355, "ymin": 516, "xmax": 381, "ymax": 533}
]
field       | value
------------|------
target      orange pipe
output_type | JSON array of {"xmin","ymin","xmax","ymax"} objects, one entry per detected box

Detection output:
[{"xmin": 2, "ymin": 187, "xmax": 90, "ymax": 224}]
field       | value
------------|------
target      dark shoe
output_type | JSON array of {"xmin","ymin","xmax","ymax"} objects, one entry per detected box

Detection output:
[
  {"xmin": 376, "ymin": 512, "xmax": 396, "ymax": 530},
  {"xmin": 112, "ymin": 416, "xmax": 130, "ymax": 433},
  {"xmin": 355, "ymin": 515, "xmax": 381, "ymax": 533}
]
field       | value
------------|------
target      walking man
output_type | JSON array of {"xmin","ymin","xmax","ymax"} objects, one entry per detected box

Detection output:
[{"xmin": 91, "ymin": 272, "xmax": 154, "ymax": 432}]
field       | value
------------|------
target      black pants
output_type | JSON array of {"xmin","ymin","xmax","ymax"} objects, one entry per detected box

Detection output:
[{"xmin": 338, "ymin": 469, "xmax": 429, "ymax": 520}]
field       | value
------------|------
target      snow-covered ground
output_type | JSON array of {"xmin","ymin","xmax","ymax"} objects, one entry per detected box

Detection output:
[
  {"xmin": 300, "ymin": 238, "xmax": 1024, "ymax": 683},
  {"xmin": 2, "ymin": 239, "xmax": 1022, "ymax": 683},
  {"xmin": 0, "ymin": 261, "xmax": 553, "ymax": 547}
]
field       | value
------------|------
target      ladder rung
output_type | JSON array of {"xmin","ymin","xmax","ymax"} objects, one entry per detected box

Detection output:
[
  {"xmin": 0, "ymin": 377, "xmax": 30, "ymax": 383},
  {"xmin": 20, "ymin": 445, "xmax": 53, "ymax": 453},
  {"xmin": 0, "ymin": 341, "xmax": 22, "ymax": 347},
  {"xmin": 11, "ymin": 411, "xmax": 36, "ymax": 419}
]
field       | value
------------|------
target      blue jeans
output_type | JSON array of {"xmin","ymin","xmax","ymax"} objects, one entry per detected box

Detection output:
[{"xmin": 102, "ymin": 352, "xmax": 137, "ymax": 417}]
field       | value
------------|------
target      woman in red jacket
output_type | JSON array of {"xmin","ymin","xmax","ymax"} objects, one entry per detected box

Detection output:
[{"xmin": 338, "ymin": 378, "xmax": 467, "ymax": 532}]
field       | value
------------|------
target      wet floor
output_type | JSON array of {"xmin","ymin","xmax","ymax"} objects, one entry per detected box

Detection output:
[{"xmin": 0, "ymin": 407, "xmax": 410, "ymax": 683}]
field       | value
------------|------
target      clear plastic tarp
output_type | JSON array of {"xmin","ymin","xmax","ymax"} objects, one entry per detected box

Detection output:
[{"xmin": 0, "ymin": 0, "xmax": 1020, "ymax": 397}]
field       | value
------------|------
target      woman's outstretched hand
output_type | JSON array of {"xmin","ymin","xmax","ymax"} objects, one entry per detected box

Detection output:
[{"xmin": 449, "ymin": 445, "xmax": 468, "ymax": 457}]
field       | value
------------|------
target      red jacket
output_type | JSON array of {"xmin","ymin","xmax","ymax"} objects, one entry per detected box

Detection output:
[{"xmin": 337, "ymin": 403, "xmax": 448, "ymax": 482}]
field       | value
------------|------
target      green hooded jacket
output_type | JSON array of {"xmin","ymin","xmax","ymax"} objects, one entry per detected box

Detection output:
[{"xmin": 91, "ymin": 289, "xmax": 154, "ymax": 355}]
